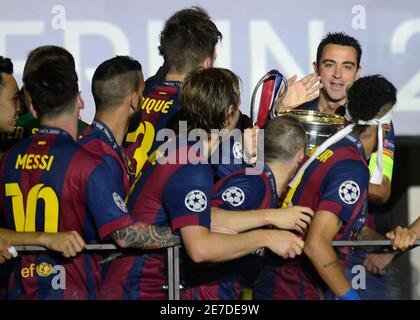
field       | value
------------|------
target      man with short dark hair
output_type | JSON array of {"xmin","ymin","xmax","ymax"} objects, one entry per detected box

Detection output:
[
  {"xmin": 125, "ymin": 7, "xmax": 223, "ymax": 175},
  {"xmin": 0, "ymin": 47, "xmax": 88, "ymax": 158},
  {"xmin": 123, "ymin": 67, "xmax": 305, "ymax": 300},
  {"xmin": 0, "ymin": 50, "xmax": 179, "ymax": 300},
  {"xmin": 256, "ymin": 75, "xmax": 397, "ymax": 300}
]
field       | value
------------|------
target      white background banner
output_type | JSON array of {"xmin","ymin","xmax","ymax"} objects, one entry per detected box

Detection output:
[{"xmin": 1, "ymin": 0, "xmax": 419, "ymax": 135}]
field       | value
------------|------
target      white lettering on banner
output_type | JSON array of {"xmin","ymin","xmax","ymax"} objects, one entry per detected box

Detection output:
[
  {"xmin": 391, "ymin": 19, "xmax": 420, "ymax": 112},
  {"xmin": 352, "ymin": 5, "xmax": 367, "ymax": 30},
  {"xmin": 51, "ymin": 5, "xmax": 66, "ymax": 30},
  {"xmin": 0, "ymin": 21, "xmax": 45, "ymax": 75},
  {"xmin": 64, "ymin": 21, "xmax": 130, "ymax": 81},
  {"xmin": 213, "ymin": 20, "xmax": 231, "ymax": 69},
  {"xmin": 250, "ymin": 20, "xmax": 305, "ymax": 92},
  {"xmin": 307, "ymin": 20, "xmax": 325, "ymax": 70},
  {"xmin": 147, "ymin": 20, "xmax": 164, "ymax": 78}
]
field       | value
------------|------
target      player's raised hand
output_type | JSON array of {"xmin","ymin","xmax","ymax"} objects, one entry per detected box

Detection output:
[
  {"xmin": 265, "ymin": 229, "xmax": 304, "ymax": 259},
  {"xmin": 268, "ymin": 205, "xmax": 314, "ymax": 233},
  {"xmin": 41, "ymin": 231, "xmax": 86, "ymax": 258},
  {"xmin": 275, "ymin": 72, "xmax": 323, "ymax": 112},
  {"xmin": 386, "ymin": 226, "xmax": 417, "ymax": 251}
]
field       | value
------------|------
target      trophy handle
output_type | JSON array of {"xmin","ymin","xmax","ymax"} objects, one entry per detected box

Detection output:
[{"xmin": 250, "ymin": 69, "xmax": 288, "ymax": 127}]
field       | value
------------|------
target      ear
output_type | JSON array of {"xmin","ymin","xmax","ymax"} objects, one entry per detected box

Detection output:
[
  {"xmin": 77, "ymin": 92, "xmax": 85, "ymax": 110},
  {"xmin": 129, "ymin": 91, "xmax": 140, "ymax": 112},
  {"xmin": 312, "ymin": 62, "xmax": 319, "ymax": 75},
  {"xmin": 295, "ymin": 147, "xmax": 305, "ymax": 163},
  {"xmin": 227, "ymin": 104, "xmax": 236, "ymax": 116},
  {"xmin": 202, "ymin": 56, "xmax": 213, "ymax": 69},
  {"xmin": 28, "ymin": 102, "xmax": 39, "ymax": 119}
]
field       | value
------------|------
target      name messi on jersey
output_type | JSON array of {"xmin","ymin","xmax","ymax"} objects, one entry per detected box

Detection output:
[{"xmin": 15, "ymin": 153, "xmax": 54, "ymax": 171}]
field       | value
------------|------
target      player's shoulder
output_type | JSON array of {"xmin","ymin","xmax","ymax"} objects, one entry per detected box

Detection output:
[{"xmin": 214, "ymin": 167, "xmax": 267, "ymax": 195}]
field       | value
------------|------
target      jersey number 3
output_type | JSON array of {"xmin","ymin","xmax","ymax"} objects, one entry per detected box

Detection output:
[{"xmin": 5, "ymin": 183, "xmax": 59, "ymax": 232}]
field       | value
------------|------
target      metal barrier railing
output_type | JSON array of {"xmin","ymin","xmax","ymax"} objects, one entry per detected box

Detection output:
[{"xmin": 12, "ymin": 240, "xmax": 420, "ymax": 300}]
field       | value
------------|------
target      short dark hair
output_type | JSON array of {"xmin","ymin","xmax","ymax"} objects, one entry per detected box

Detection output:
[
  {"xmin": 24, "ymin": 59, "xmax": 79, "ymax": 119},
  {"xmin": 180, "ymin": 67, "xmax": 240, "ymax": 133},
  {"xmin": 0, "ymin": 56, "xmax": 14, "ymax": 89},
  {"xmin": 347, "ymin": 75, "xmax": 397, "ymax": 127},
  {"xmin": 23, "ymin": 45, "xmax": 76, "ymax": 83},
  {"xmin": 92, "ymin": 56, "xmax": 142, "ymax": 110},
  {"xmin": 317, "ymin": 32, "xmax": 362, "ymax": 67},
  {"xmin": 159, "ymin": 6, "xmax": 222, "ymax": 74},
  {"xmin": 263, "ymin": 116, "xmax": 307, "ymax": 163}
]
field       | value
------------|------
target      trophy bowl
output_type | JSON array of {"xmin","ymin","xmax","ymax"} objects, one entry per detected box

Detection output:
[{"xmin": 276, "ymin": 110, "xmax": 346, "ymax": 155}]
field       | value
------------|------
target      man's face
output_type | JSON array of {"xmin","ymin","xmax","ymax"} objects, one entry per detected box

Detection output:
[
  {"xmin": 315, "ymin": 44, "xmax": 360, "ymax": 104},
  {"xmin": 0, "ymin": 73, "xmax": 20, "ymax": 132}
]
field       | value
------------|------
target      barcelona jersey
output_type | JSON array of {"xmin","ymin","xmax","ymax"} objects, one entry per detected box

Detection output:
[
  {"xmin": 254, "ymin": 134, "xmax": 370, "ymax": 300},
  {"xmin": 0, "ymin": 127, "xmax": 133, "ymax": 299},
  {"xmin": 124, "ymin": 81, "xmax": 181, "ymax": 176}
]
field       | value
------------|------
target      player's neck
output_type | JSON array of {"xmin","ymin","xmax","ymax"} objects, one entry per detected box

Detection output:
[
  {"xmin": 266, "ymin": 161, "xmax": 290, "ymax": 197},
  {"xmin": 356, "ymin": 128, "xmax": 377, "ymax": 159},
  {"xmin": 95, "ymin": 108, "xmax": 128, "ymax": 146},
  {"xmin": 318, "ymin": 91, "xmax": 344, "ymax": 114},
  {"xmin": 41, "ymin": 117, "xmax": 78, "ymax": 141},
  {"xmin": 165, "ymin": 72, "xmax": 185, "ymax": 83}
]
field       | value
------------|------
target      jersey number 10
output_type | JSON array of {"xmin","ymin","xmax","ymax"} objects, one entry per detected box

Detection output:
[{"xmin": 5, "ymin": 182, "xmax": 59, "ymax": 233}]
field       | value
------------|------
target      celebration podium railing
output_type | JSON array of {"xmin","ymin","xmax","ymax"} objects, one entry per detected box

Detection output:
[{"xmin": 12, "ymin": 240, "xmax": 420, "ymax": 300}]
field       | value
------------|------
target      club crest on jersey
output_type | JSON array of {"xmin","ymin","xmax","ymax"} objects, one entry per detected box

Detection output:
[
  {"xmin": 184, "ymin": 190, "xmax": 207, "ymax": 212},
  {"xmin": 36, "ymin": 262, "xmax": 54, "ymax": 277},
  {"xmin": 222, "ymin": 187, "xmax": 245, "ymax": 207},
  {"xmin": 113, "ymin": 192, "xmax": 128, "ymax": 213},
  {"xmin": 338, "ymin": 180, "xmax": 360, "ymax": 205}
]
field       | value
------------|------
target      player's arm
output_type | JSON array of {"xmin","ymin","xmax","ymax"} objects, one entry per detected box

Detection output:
[
  {"xmin": 211, "ymin": 175, "xmax": 313, "ymax": 233},
  {"xmin": 368, "ymin": 176, "xmax": 391, "ymax": 205},
  {"xmin": 180, "ymin": 225, "xmax": 303, "ymax": 263},
  {"xmin": 0, "ymin": 228, "xmax": 85, "ymax": 258},
  {"xmin": 164, "ymin": 165, "xmax": 303, "ymax": 262},
  {"xmin": 368, "ymin": 127, "xmax": 394, "ymax": 205},
  {"xmin": 87, "ymin": 156, "xmax": 181, "ymax": 250},
  {"xmin": 111, "ymin": 222, "xmax": 180, "ymax": 249},
  {"xmin": 304, "ymin": 210, "xmax": 358, "ymax": 299},
  {"xmin": 211, "ymin": 206, "xmax": 313, "ymax": 234}
]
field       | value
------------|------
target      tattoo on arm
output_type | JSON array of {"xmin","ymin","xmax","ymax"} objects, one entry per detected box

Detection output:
[
  {"xmin": 111, "ymin": 223, "xmax": 181, "ymax": 249},
  {"xmin": 322, "ymin": 259, "xmax": 339, "ymax": 269}
]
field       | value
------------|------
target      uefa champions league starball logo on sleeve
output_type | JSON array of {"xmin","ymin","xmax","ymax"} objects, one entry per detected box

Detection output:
[
  {"xmin": 221, "ymin": 187, "xmax": 245, "ymax": 207},
  {"xmin": 338, "ymin": 180, "xmax": 360, "ymax": 205},
  {"xmin": 184, "ymin": 190, "xmax": 207, "ymax": 212}
]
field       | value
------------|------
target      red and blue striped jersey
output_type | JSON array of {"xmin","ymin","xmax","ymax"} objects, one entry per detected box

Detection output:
[
  {"xmin": 101, "ymin": 136, "xmax": 213, "ymax": 300},
  {"xmin": 254, "ymin": 134, "xmax": 370, "ymax": 300},
  {"xmin": 124, "ymin": 81, "xmax": 181, "ymax": 175},
  {"xmin": 190, "ymin": 165, "xmax": 277, "ymax": 300},
  {"xmin": 0, "ymin": 127, "xmax": 133, "ymax": 300},
  {"xmin": 212, "ymin": 165, "xmax": 277, "ymax": 211}
]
